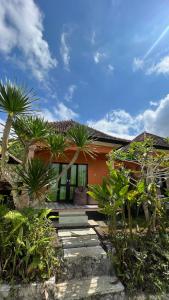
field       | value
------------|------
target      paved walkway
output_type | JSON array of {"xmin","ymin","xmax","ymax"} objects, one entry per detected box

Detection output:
[{"xmin": 57, "ymin": 226, "xmax": 125, "ymax": 299}]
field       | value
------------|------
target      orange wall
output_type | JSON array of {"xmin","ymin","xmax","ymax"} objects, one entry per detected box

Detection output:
[{"xmin": 35, "ymin": 147, "xmax": 112, "ymax": 185}]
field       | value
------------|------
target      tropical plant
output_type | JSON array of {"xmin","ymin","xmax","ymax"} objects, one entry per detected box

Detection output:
[
  {"xmin": 88, "ymin": 163, "xmax": 131, "ymax": 236},
  {"xmin": 16, "ymin": 158, "xmax": 58, "ymax": 206},
  {"xmin": 46, "ymin": 133, "xmax": 67, "ymax": 161},
  {"xmin": 112, "ymin": 233, "xmax": 169, "ymax": 295},
  {"xmin": 12, "ymin": 116, "xmax": 52, "ymax": 164},
  {"xmin": 56, "ymin": 124, "xmax": 95, "ymax": 185},
  {"xmin": 0, "ymin": 80, "xmax": 34, "ymax": 170},
  {"xmin": 109, "ymin": 138, "xmax": 169, "ymax": 232},
  {"xmin": 0, "ymin": 206, "xmax": 59, "ymax": 283}
]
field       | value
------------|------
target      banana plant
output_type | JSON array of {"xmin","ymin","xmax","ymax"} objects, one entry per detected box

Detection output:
[{"xmin": 88, "ymin": 166, "xmax": 130, "ymax": 236}]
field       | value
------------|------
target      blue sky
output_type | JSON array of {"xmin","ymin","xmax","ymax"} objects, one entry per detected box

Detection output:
[{"xmin": 1, "ymin": 0, "xmax": 169, "ymax": 139}]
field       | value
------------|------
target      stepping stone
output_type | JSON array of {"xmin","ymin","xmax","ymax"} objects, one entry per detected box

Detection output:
[
  {"xmin": 54, "ymin": 275, "xmax": 125, "ymax": 300},
  {"xmin": 53, "ymin": 219, "xmax": 98, "ymax": 229},
  {"xmin": 61, "ymin": 235, "xmax": 100, "ymax": 249},
  {"xmin": 64, "ymin": 245, "xmax": 106, "ymax": 259},
  {"xmin": 59, "ymin": 246, "xmax": 114, "ymax": 280},
  {"xmin": 58, "ymin": 228, "xmax": 96, "ymax": 238},
  {"xmin": 59, "ymin": 210, "xmax": 87, "ymax": 215},
  {"xmin": 59, "ymin": 215, "xmax": 88, "ymax": 225},
  {"xmin": 59, "ymin": 211, "xmax": 89, "ymax": 227}
]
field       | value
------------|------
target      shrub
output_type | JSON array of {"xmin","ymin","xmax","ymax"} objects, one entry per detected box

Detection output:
[
  {"xmin": 112, "ymin": 233, "xmax": 169, "ymax": 294},
  {"xmin": 0, "ymin": 206, "xmax": 59, "ymax": 283}
]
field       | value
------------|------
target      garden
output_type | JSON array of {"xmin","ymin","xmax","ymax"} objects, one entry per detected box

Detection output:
[
  {"xmin": 1, "ymin": 79, "xmax": 169, "ymax": 298},
  {"xmin": 88, "ymin": 138, "xmax": 169, "ymax": 296},
  {"xmin": 0, "ymin": 79, "xmax": 94, "ymax": 286}
]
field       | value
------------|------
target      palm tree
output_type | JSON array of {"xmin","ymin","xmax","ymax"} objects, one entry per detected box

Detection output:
[
  {"xmin": 0, "ymin": 80, "xmax": 34, "ymax": 170},
  {"xmin": 56, "ymin": 124, "xmax": 96, "ymax": 185}
]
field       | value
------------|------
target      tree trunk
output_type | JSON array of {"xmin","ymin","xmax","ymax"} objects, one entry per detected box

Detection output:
[
  {"xmin": 143, "ymin": 201, "xmax": 150, "ymax": 222},
  {"xmin": 56, "ymin": 149, "xmax": 80, "ymax": 185},
  {"xmin": 1, "ymin": 115, "xmax": 13, "ymax": 171},
  {"xmin": 127, "ymin": 202, "xmax": 133, "ymax": 239}
]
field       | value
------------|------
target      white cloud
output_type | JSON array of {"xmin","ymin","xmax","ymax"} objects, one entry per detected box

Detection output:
[
  {"xmin": 133, "ymin": 25, "xmax": 169, "ymax": 75},
  {"xmin": 64, "ymin": 85, "xmax": 77, "ymax": 102},
  {"xmin": 93, "ymin": 51, "xmax": 106, "ymax": 64},
  {"xmin": 141, "ymin": 94, "xmax": 169, "ymax": 137},
  {"xmin": 87, "ymin": 94, "xmax": 169, "ymax": 139},
  {"xmin": 107, "ymin": 64, "xmax": 114, "ymax": 72},
  {"xmin": 91, "ymin": 31, "xmax": 96, "ymax": 45},
  {"xmin": 133, "ymin": 57, "xmax": 144, "ymax": 71},
  {"xmin": 0, "ymin": 118, "xmax": 5, "ymax": 138},
  {"xmin": 60, "ymin": 32, "xmax": 70, "ymax": 71},
  {"xmin": 40, "ymin": 102, "xmax": 78, "ymax": 122},
  {"xmin": 147, "ymin": 55, "xmax": 169, "ymax": 75},
  {"xmin": 0, "ymin": 0, "xmax": 57, "ymax": 80},
  {"xmin": 87, "ymin": 110, "xmax": 141, "ymax": 140},
  {"xmin": 149, "ymin": 101, "xmax": 158, "ymax": 107}
]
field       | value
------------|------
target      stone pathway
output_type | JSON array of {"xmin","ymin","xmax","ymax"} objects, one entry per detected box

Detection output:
[{"xmin": 56, "ymin": 226, "xmax": 125, "ymax": 299}]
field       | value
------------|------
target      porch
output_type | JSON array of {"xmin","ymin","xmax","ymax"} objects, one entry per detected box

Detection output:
[{"xmin": 44, "ymin": 202, "xmax": 99, "ymax": 212}]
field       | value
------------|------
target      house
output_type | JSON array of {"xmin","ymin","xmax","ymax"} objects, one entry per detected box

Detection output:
[{"xmin": 34, "ymin": 120, "xmax": 129, "ymax": 206}]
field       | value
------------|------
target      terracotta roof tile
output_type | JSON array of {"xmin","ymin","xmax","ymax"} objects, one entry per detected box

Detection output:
[
  {"xmin": 119, "ymin": 131, "xmax": 169, "ymax": 151},
  {"xmin": 49, "ymin": 120, "xmax": 130, "ymax": 145}
]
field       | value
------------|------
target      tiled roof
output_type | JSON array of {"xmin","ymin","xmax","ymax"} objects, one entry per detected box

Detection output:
[
  {"xmin": 119, "ymin": 131, "xmax": 169, "ymax": 151},
  {"xmin": 49, "ymin": 120, "xmax": 130, "ymax": 145}
]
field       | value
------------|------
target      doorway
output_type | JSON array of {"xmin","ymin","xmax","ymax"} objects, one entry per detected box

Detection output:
[{"xmin": 48, "ymin": 163, "xmax": 88, "ymax": 202}]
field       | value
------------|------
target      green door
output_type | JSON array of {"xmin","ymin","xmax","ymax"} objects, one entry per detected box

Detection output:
[{"xmin": 48, "ymin": 163, "xmax": 87, "ymax": 202}]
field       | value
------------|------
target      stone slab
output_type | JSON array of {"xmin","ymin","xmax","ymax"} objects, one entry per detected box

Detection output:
[
  {"xmin": 61, "ymin": 235, "xmax": 100, "ymax": 249},
  {"xmin": 58, "ymin": 228, "xmax": 96, "ymax": 238},
  {"xmin": 55, "ymin": 275, "xmax": 125, "ymax": 300},
  {"xmin": 59, "ymin": 210, "xmax": 87, "ymax": 216},
  {"xmin": 63, "ymin": 245, "xmax": 106, "ymax": 259},
  {"xmin": 59, "ymin": 215, "xmax": 88, "ymax": 224},
  {"xmin": 88, "ymin": 219, "xmax": 99, "ymax": 227},
  {"xmin": 56, "ymin": 223, "xmax": 91, "ymax": 229},
  {"xmin": 53, "ymin": 219, "xmax": 98, "ymax": 229},
  {"xmin": 97, "ymin": 220, "xmax": 108, "ymax": 227}
]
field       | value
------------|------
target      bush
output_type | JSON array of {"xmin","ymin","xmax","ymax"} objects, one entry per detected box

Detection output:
[
  {"xmin": 0, "ymin": 206, "xmax": 59, "ymax": 283},
  {"xmin": 112, "ymin": 233, "xmax": 169, "ymax": 295}
]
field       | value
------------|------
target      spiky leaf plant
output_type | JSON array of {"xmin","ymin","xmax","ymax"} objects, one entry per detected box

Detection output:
[{"xmin": 0, "ymin": 80, "xmax": 35, "ymax": 168}]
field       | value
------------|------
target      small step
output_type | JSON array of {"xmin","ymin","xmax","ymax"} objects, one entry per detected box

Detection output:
[
  {"xmin": 59, "ymin": 215, "xmax": 88, "ymax": 225},
  {"xmin": 62, "ymin": 235, "xmax": 100, "ymax": 249},
  {"xmin": 54, "ymin": 219, "xmax": 98, "ymax": 229},
  {"xmin": 59, "ymin": 210, "xmax": 87, "ymax": 216},
  {"xmin": 54, "ymin": 275, "xmax": 125, "ymax": 300},
  {"xmin": 58, "ymin": 228, "xmax": 96, "ymax": 238},
  {"xmin": 64, "ymin": 245, "xmax": 105, "ymax": 259},
  {"xmin": 59, "ymin": 246, "xmax": 114, "ymax": 280}
]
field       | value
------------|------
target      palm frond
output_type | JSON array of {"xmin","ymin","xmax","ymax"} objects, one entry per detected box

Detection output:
[
  {"xmin": 47, "ymin": 133, "xmax": 67, "ymax": 158},
  {"xmin": 13, "ymin": 116, "xmax": 52, "ymax": 143},
  {"xmin": 16, "ymin": 158, "xmax": 57, "ymax": 200},
  {"xmin": 0, "ymin": 80, "xmax": 35, "ymax": 115},
  {"xmin": 67, "ymin": 124, "xmax": 96, "ymax": 158}
]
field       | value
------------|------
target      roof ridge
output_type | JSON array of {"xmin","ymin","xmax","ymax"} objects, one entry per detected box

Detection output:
[{"xmin": 49, "ymin": 120, "xmax": 130, "ymax": 145}]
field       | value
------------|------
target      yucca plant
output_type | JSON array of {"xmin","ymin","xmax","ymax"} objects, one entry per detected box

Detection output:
[
  {"xmin": 13, "ymin": 116, "xmax": 52, "ymax": 164},
  {"xmin": 47, "ymin": 133, "xmax": 67, "ymax": 161},
  {"xmin": 0, "ymin": 80, "xmax": 35, "ymax": 170},
  {"xmin": 16, "ymin": 158, "xmax": 58, "ymax": 205},
  {"xmin": 56, "ymin": 124, "xmax": 95, "ymax": 184}
]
